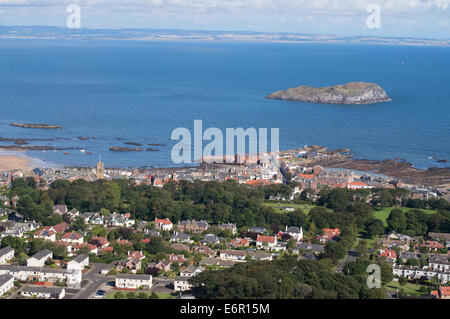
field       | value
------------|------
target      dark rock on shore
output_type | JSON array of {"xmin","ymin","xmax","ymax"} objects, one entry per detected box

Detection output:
[
  {"xmin": 109, "ymin": 146, "xmax": 143, "ymax": 152},
  {"xmin": 148, "ymin": 143, "xmax": 165, "ymax": 146},
  {"xmin": 146, "ymin": 148, "xmax": 159, "ymax": 152},
  {"xmin": 77, "ymin": 136, "xmax": 89, "ymax": 140},
  {"xmin": 124, "ymin": 142, "xmax": 142, "ymax": 146},
  {"xmin": 266, "ymin": 82, "xmax": 390, "ymax": 104},
  {"xmin": 11, "ymin": 123, "xmax": 62, "ymax": 129}
]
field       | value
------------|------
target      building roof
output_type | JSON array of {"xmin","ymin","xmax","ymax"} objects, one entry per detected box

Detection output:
[
  {"xmin": 0, "ymin": 246, "xmax": 14, "ymax": 258},
  {"xmin": 256, "ymin": 235, "xmax": 276, "ymax": 243},
  {"xmin": 0, "ymin": 273, "xmax": 13, "ymax": 287},
  {"xmin": 116, "ymin": 274, "xmax": 152, "ymax": 280},
  {"xmin": 30, "ymin": 249, "xmax": 52, "ymax": 261},
  {"xmin": 71, "ymin": 254, "xmax": 89, "ymax": 264},
  {"xmin": 21, "ymin": 286, "xmax": 64, "ymax": 294}
]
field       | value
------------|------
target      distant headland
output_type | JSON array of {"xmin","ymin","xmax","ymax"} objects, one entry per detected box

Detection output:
[{"xmin": 266, "ymin": 82, "xmax": 391, "ymax": 105}]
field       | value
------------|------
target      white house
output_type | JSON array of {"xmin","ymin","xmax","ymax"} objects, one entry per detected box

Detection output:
[
  {"xmin": 219, "ymin": 250, "xmax": 247, "ymax": 261},
  {"xmin": 154, "ymin": 218, "xmax": 173, "ymax": 231},
  {"xmin": 256, "ymin": 235, "xmax": 277, "ymax": 249},
  {"xmin": 67, "ymin": 254, "xmax": 89, "ymax": 271},
  {"xmin": 61, "ymin": 232, "xmax": 84, "ymax": 245},
  {"xmin": 27, "ymin": 249, "xmax": 53, "ymax": 267},
  {"xmin": 174, "ymin": 276, "xmax": 192, "ymax": 292},
  {"xmin": 284, "ymin": 226, "xmax": 303, "ymax": 241},
  {"xmin": 0, "ymin": 247, "xmax": 14, "ymax": 265},
  {"xmin": 115, "ymin": 274, "xmax": 152, "ymax": 289},
  {"xmin": 0, "ymin": 273, "xmax": 14, "ymax": 297},
  {"xmin": 20, "ymin": 286, "xmax": 65, "ymax": 299}
]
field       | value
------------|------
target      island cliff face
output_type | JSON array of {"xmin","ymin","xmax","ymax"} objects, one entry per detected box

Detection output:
[{"xmin": 266, "ymin": 82, "xmax": 390, "ymax": 104}]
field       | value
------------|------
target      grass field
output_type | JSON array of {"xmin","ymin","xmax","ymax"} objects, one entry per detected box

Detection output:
[
  {"xmin": 385, "ymin": 281, "xmax": 429, "ymax": 296},
  {"xmin": 263, "ymin": 201, "xmax": 317, "ymax": 214},
  {"xmin": 373, "ymin": 207, "xmax": 437, "ymax": 226},
  {"xmin": 107, "ymin": 290, "xmax": 176, "ymax": 299}
]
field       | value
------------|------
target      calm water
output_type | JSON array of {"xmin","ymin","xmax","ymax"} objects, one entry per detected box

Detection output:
[{"xmin": 0, "ymin": 39, "xmax": 448, "ymax": 169}]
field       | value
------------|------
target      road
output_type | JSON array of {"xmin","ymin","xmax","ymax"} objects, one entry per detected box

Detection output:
[{"xmin": 71, "ymin": 263, "xmax": 113, "ymax": 299}]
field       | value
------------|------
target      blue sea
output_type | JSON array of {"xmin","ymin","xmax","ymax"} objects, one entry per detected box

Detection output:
[{"xmin": 0, "ymin": 39, "xmax": 448, "ymax": 169}]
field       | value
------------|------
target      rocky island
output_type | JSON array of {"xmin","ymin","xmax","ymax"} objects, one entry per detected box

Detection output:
[
  {"xmin": 266, "ymin": 82, "xmax": 390, "ymax": 104},
  {"xmin": 11, "ymin": 123, "xmax": 63, "ymax": 129}
]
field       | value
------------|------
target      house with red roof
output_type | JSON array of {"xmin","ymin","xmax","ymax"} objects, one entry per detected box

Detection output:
[
  {"xmin": 155, "ymin": 218, "xmax": 173, "ymax": 231},
  {"xmin": 378, "ymin": 249, "xmax": 398, "ymax": 262},
  {"xmin": 316, "ymin": 228, "xmax": 340, "ymax": 243},
  {"xmin": 89, "ymin": 237, "xmax": 110, "ymax": 249},
  {"xmin": 431, "ymin": 286, "xmax": 450, "ymax": 299},
  {"xmin": 256, "ymin": 235, "xmax": 277, "ymax": 249},
  {"xmin": 61, "ymin": 232, "xmax": 84, "ymax": 245},
  {"xmin": 74, "ymin": 243, "xmax": 98, "ymax": 255},
  {"xmin": 128, "ymin": 251, "xmax": 145, "ymax": 261},
  {"xmin": 230, "ymin": 238, "xmax": 249, "ymax": 247},
  {"xmin": 34, "ymin": 228, "xmax": 56, "ymax": 242}
]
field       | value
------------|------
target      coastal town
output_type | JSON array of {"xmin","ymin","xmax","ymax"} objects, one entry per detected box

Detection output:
[{"xmin": 0, "ymin": 145, "xmax": 449, "ymax": 299}]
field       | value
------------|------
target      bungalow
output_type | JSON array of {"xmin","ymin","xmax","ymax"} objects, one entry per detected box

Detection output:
[
  {"xmin": 192, "ymin": 246, "xmax": 216, "ymax": 257},
  {"xmin": 155, "ymin": 218, "xmax": 173, "ymax": 231},
  {"xmin": 180, "ymin": 265, "xmax": 203, "ymax": 277},
  {"xmin": 0, "ymin": 247, "xmax": 14, "ymax": 265},
  {"xmin": 125, "ymin": 258, "xmax": 142, "ymax": 273},
  {"xmin": 52, "ymin": 205, "xmax": 68, "ymax": 215},
  {"xmin": 201, "ymin": 234, "xmax": 221, "ymax": 245},
  {"xmin": 378, "ymin": 249, "xmax": 398, "ymax": 262},
  {"xmin": 67, "ymin": 208, "xmax": 80, "ymax": 220},
  {"xmin": 230, "ymin": 238, "xmax": 249, "ymax": 247},
  {"xmin": 316, "ymin": 228, "xmax": 340, "ymax": 243},
  {"xmin": 115, "ymin": 274, "xmax": 152, "ymax": 289},
  {"xmin": 51, "ymin": 222, "xmax": 71, "ymax": 234},
  {"xmin": 27, "ymin": 249, "xmax": 53, "ymax": 267},
  {"xmin": 169, "ymin": 254, "xmax": 186, "ymax": 264},
  {"xmin": 248, "ymin": 227, "xmax": 266, "ymax": 234},
  {"xmin": 155, "ymin": 259, "xmax": 171, "ymax": 272},
  {"xmin": 170, "ymin": 232, "xmax": 192, "ymax": 243},
  {"xmin": 128, "ymin": 251, "xmax": 145, "ymax": 261},
  {"xmin": 33, "ymin": 228, "xmax": 56, "ymax": 242},
  {"xmin": 256, "ymin": 235, "xmax": 277, "ymax": 249},
  {"xmin": 0, "ymin": 273, "xmax": 14, "ymax": 297},
  {"xmin": 219, "ymin": 249, "xmax": 246, "ymax": 261},
  {"xmin": 74, "ymin": 243, "xmax": 98, "ymax": 255},
  {"xmin": 89, "ymin": 237, "xmax": 110, "ymax": 249},
  {"xmin": 248, "ymin": 251, "xmax": 273, "ymax": 261},
  {"xmin": 293, "ymin": 243, "xmax": 325, "ymax": 255},
  {"xmin": 67, "ymin": 254, "xmax": 89, "ymax": 271},
  {"xmin": 20, "ymin": 286, "xmax": 65, "ymax": 299},
  {"xmin": 61, "ymin": 232, "xmax": 84, "ymax": 245}
]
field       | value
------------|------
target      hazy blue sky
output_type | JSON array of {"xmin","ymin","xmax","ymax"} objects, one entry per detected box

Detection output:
[{"xmin": 0, "ymin": 0, "xmax": 448, "ymax": 38}]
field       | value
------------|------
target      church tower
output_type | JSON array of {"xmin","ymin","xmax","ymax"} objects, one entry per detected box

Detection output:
[{"xmin": 96, "ymin": 156, "xmax": 105, "ymax": 180}]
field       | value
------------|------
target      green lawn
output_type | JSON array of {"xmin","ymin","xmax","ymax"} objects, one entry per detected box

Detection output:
[
  {"xmin": 263, "ymin": 201, "xmax": 317, "ymax": 214},
  {"xmin": 373, "ymin": 207, "xmax": 437, "ymax": 226},
  {"xmin": 107, "ymin": 290, "xmax": 176, "ymax": 299},
  {"xmin": 385, "ymin": 281, "xmax": 428, "ymax": 296}
]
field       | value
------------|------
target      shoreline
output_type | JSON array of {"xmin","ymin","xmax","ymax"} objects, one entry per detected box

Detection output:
[{"xmin": 0, "ymin": 149, "xmax": 448, "ymax": 187}]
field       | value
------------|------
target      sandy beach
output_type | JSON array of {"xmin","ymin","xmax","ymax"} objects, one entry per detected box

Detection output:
[
  {"xmin": 0, "ymin": 149, "xmax": 37, "ymax": 171},
  {"xmin": 0, "ymin": 155, "xmax": 33, "ymax": 171}
]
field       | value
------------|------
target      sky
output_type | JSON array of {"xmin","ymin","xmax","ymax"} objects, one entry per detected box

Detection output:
[{"xmin": 0, "ymin": 0, "xmax": 448, "ymax": 39}]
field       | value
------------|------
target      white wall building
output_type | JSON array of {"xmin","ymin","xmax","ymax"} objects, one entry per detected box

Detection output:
[
  {"xmin": 27, "ymin": 250, "xmax": 53, "ymax": 267},
  {"xmin": 0, "ymin": 274, "xmax": 14, "ymax": 297},
  {"xmin": 0, "ymin": 247, "xmax": 14, "ymax": 265},
  {"xmin": 115, "ymin": 274, "xmax": 152, "ymax": 289}
]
